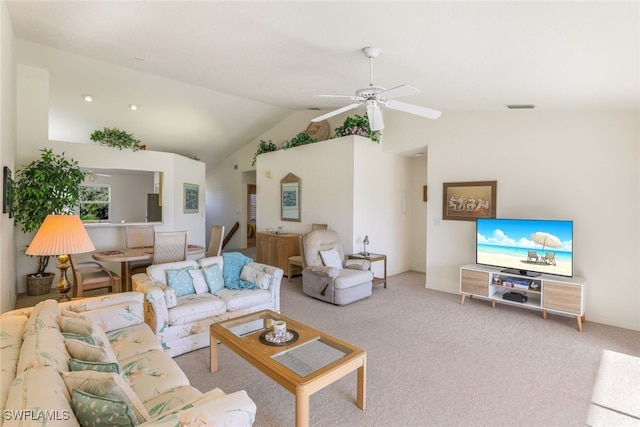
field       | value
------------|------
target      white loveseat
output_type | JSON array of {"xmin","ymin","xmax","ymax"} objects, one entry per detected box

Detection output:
[
  {"xmin": 132, "ymin": 254, "xmax": 283, "ymax": 357},
  {"xmin": 0, "ymin": 292, "xmax": 256, "ymax": 426}
]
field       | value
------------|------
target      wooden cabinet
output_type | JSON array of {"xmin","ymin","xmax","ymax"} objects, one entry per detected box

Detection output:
[
  {"xmin": 543, "ymin": 281, "xmax": 582, "ymax": 315},
  {"xmin": 460, "ymin": 264, "xmax": 586, "ymax": 331},
  {"xmin": 460, "ymin": 269, "xmax": 489, "ymax": 297},
  {"xmin": 255, "ymin": 232, "xmax": 300, "ymax": 275}
]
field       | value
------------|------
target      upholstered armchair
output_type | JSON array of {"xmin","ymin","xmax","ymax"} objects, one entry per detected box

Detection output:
[{"xmin": 301, "ymin": 230, "xmax": 373, "ymax": 305}]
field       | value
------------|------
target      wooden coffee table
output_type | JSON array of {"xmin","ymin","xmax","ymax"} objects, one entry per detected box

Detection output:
[{"xmin": 210, "ymin": 310, "xmax": 366, "ymax": 427}]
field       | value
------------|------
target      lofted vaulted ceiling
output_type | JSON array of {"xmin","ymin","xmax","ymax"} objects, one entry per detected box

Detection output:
[{"xmin": 7, "ymin": 1, "xmax": 639, "ymax": 167}]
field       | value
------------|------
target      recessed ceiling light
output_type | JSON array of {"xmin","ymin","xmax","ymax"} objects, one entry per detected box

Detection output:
[
  {"xmin": 82, "ymin": 95, "xmax": 93, "ymax": 102},
  {"xmin": 506, "ymin": 104, "xmax": 536, "ymax": 109},
  {"xmin": 129, "ymin": 104, "xmax": 138, "ymax": 111}
]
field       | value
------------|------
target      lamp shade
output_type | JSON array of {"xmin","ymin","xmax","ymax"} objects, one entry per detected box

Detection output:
[{"xmin": 26, "ymin": 215, "xmax": 95, "ymax": 256}]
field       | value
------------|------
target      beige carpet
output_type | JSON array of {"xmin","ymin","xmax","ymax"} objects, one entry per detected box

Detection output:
[{"xmin": 175, "ymin": 271, "xmax": 640, "ymax": 427}]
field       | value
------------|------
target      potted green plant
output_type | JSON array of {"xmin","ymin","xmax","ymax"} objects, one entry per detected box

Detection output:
[
  {"xmin": 90, "ymin": 127, "xmax": 143, "ymax": 151},
  {"xmin": 13, "ymin": 149, "xmax": 87, "ymax": 295},
  {"xmin": 252, "ymin": 139, "xmax": 278, "ymax": 166},
  {"xmin": 334, "ymin": 114, "xmax": 380, "ymax": 142},
  {"xmin": 282, "ymin": 132, "xmax": 317, "ymax": 150}
]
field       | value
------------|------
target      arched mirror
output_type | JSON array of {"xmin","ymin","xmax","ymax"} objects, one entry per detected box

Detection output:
[{"xmin": 281, "ymin": 173, "xmax": 301, "ymax": 222}]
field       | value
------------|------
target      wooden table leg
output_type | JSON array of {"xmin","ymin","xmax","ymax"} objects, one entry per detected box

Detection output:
[
  {"xmin": 121, "ymin": 261, "xmax": 132, "ymax": 292},
  {"xmin": 542, "ymin": 309, "xmax": 548, "ymax": 320},
  {"xmin": 576, "ymin": 315, "xmax": 583, "ymax": 332},
  {"xmin": 295, "ymin": 387, "xmax": 310, "ymax": 427},
  {"xmin": 210, "ymin": 333, "xmax": 219, "ymax": 373},
  {"xmin": 460, "ymin": 294, "xmax": 466, "ymax": 305},
  {"xmin": 357, "ymin": 358, "xmax": 366, "ymax": 410},
  {"xmin": 382, "ymin": 256, "xmax": 387, "ymax": 288}
]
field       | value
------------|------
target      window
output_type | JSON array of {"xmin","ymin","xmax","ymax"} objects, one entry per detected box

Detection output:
[
  {"xmin": 79, "ymin": 185, "xmax": 111, "ymax": 221},
  {"xmin": 249, "ymin": 193, "xmax": 257, "ymax": 221}
]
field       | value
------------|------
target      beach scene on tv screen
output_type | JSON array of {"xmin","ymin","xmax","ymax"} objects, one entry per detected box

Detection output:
[{"xmin": 476, "ymin": 219, "xmax": 573, "ymax": 276}]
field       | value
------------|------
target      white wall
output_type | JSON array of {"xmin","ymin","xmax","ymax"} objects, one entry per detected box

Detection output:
[
  {"xmin": 255, "ymin": 135, "xmax": 411, "ymax": 277},
  {"xmin": 206, "ymin": 111, "xmax": 325, "ymax": 250},
  {"xmin": 256, "ymin": 137, "xmax": 354, "ymax": 240},
  {"xmin": 407, "ymin": 154, "xmax": 427, "ymax": 272},
  {"xmin": 382, "ymin": 109, "xmax": 639, "ymax": 331},
  {"xmin": 13, "ymin": 64, "xmax": 206, "ymax": 293},
  {"xmin": 0, "ymin": 0, "xmax": 17, "ymax": 311}
]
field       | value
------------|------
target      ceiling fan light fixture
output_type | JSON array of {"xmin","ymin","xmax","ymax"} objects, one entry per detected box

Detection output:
[{"xmin": 366, "ymin": 100, "xmax": 384, "ymax": 131}]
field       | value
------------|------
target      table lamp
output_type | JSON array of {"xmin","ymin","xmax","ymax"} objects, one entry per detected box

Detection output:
[
  {"xmin": 362, "ymin": 235, "xmax": 369, "ymax": 256},
  {"xmin": 26, "ymin": 214, "xmax": 96, "ymax": 300}
]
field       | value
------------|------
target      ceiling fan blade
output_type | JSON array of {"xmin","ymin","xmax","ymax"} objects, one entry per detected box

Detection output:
[
  {"xmin": 311, "ymin": 102, "xmax": 363, "ymax": 122},
  {"xmin": 315, "ymin": 94, "xmax": 362, "ymax": 101},
  {"xmin": 385, "ymin": 100, "xmax": 442, "ymax": 119},
  {"xmin": 378, "ymin": 85, "xmax": 420, "ymax": 101},
  {"xmin": 366, "ymin": 101, "xmax": 385, "ymax": 131}
]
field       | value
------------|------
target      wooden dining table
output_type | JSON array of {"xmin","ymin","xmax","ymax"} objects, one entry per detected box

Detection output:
[{"xmin": 92, "ymin": 244, "xmax": 205, "ymax": 292}]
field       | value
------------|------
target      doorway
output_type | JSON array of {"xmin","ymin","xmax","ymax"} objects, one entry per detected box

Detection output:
[{"xmin": 247, "ymin": 184, "xmax": 256, "ymax": 248}]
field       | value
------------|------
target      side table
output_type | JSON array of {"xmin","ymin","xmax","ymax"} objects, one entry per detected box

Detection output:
[{"xmin": 347, "ymin": 253, "xmax": 387, "ymax": 288}]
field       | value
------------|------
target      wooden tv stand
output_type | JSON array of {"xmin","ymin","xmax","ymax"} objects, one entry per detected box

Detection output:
[{"xmin": 460, "ymin": 264, "xmax": 586, "ymax": 331}]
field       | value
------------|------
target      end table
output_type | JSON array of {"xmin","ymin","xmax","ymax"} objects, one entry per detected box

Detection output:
[{"xmin": 347, "ymin": 252, "xmax": 387, "ymax": 288}]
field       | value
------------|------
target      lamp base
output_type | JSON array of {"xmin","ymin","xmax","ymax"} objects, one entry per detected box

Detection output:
[{"xmin": 56, "ymin": 254, "xmax": 72, "ymax": 301}]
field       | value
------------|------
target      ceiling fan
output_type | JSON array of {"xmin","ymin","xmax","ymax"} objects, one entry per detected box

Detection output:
[{"xmin": 311, "ymin": 47, "xmax": 441, "ymax": 131}]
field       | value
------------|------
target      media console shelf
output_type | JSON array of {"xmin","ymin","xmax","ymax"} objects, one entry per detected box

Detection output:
[{"xmin": 460, "ymin": 264, "xmax": 586, "ymax": 331}]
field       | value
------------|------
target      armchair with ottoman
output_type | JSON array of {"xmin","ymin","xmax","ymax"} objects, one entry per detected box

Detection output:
[
  {"xmin": 301, "ymin": 229, "xmax": 374, "ymax": 305},
  {"xmin": 0, "ymin": 292, "xmax": 256, "ymax": 426},
  {"xmin": 132, "ymin": 252, "xmax": 283, "ymax": 357}
]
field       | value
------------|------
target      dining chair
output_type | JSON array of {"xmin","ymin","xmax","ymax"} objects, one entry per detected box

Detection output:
[
  {"xmin": 127, "ymin": 225, "xmax": 155, "ymax": 275},
  {"xmin": 69, "ymin": 255, "xmax": 121, "ymax": 299},
  {"xmin": 206, "ymin": 225, "xmax": 225, "ymax": 257},
  {"xmin": 125, "ymin": 225, "xmax": 155, "ymax": 248},
  {"xmin": 152, "ymin": 231, "xmax": 188, "ymax": 264}
]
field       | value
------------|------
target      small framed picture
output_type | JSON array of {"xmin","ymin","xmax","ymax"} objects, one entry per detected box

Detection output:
[
  {"xmin": 183, "ymin": 183, "xmax": 199, "ymax": 213},
  {"xmin": 3, "ymin": 166, "xmax": 12, "ymax": 217},
  {"xmin": 443, "ymin": 180, "xmax": 497, "ymax": 221}
]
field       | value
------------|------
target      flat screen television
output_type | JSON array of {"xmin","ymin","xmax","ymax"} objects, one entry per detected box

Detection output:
[{"xmin": 476, "ymin": 218, "xmax": 573, "ymax": 277}]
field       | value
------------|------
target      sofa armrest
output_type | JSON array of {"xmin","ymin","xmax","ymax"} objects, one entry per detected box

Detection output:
[
  {"xmin": 141, "ymin": 389, "xmax": 256, "ymax": 426},
  {"xmin": 247, "ymin": 262, "xmax": 283, "ymax": 313},
  {"xmin": 132, "ymin": 274, "xmax": 170, "ymax": 339},
  {"xmin": 59, "ymin": 292, "xmax": 144, "ymax": 331}
]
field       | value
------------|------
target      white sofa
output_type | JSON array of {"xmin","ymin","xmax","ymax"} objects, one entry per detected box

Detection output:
[
  {"xmin": 132, "ymin": 254, "xmax": 283, "ymax": 357},
  {"xmin": 0, "ymin": 292, "xmax": 256, "ymax": 426}
]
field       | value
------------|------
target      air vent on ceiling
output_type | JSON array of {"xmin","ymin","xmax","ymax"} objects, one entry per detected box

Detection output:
[{"xmin": 506, "ymin": 104, "xmax": 536, "ymax": 109}]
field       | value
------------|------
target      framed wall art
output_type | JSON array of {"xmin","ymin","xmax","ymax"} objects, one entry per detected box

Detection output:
[
  {"xmin": 3, "ymin": 166, "xmax": 12, "ymax": 217},
  {"xmin": 281, "ymin": 173, "xmax": 301, "ymax": 222},
  {"xmin": 442, "ymin": 180, "xmax": 497, "ymax": 221},
  {"xmin": 183, "ymin": 183, "xmax": 199, "ymax": 213}
]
